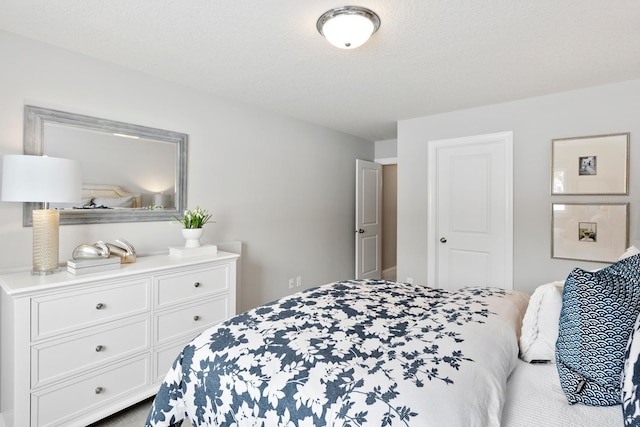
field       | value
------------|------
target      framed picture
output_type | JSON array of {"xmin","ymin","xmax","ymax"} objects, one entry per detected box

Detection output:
[
  {"xmin": 551, "ymin": 133, "xmax": 629, "ymax": 195},
  {"xmin": 551, "ymin": 203, "xmax": 628, "ymax": 263}
]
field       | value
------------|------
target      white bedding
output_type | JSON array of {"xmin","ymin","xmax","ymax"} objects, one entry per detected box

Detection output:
[
  {"xmin": 502, "ymin": 359, "xmax": 623, "ymax": 426},
  {"xmin": 147, "ymin": 281, "xmax": 529, "ymax": 427}
]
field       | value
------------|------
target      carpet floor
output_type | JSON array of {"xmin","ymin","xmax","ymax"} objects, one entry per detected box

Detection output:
[
  {"xmin": 87, "ymin": 397, "xmax": 189, "ymax": 427},
  {"xmin": 86, "ymin": 396, "xmax": 194, "ymax": 426}
]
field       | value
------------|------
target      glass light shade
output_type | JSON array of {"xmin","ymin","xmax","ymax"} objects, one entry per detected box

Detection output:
[
  {"xmin": 322, "ymin": 14, "xmax": 375, "ymax": 49},
  {"xmin": 317, "ymin": 6, "xmax": 380, "ymax": 50},
  {"xmin": 2, "ymin": 155, "xmax": 81, "ymax": 274}
]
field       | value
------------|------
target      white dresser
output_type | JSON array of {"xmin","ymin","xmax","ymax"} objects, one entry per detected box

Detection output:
[{"xmin": 0, "ymin": 251, "xmax": 239, "ymax": 427}]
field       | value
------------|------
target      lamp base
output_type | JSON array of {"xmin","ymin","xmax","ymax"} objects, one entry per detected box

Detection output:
[{"xmin": 32, "ymin": 209, "xmax": 60, "ymax": 275}]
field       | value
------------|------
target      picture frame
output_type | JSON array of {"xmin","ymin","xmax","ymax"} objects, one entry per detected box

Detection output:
[
  {"xmin": 551, "ymin": 203, "xmax": 628, "ymax": 263},
  {"xmin": 551, "ymin": 133, "xmax": 629, "ymax": 195}
]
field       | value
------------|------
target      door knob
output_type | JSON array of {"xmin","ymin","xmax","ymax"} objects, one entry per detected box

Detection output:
[
  {"xmin": 355, "ymin": 229, "xmax": 365, "ymax": 234},
  {"xmin": 440, "ymin": 237, "xmax": 447, "ymax": 243}
]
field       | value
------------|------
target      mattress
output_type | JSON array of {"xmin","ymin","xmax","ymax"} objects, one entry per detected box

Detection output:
[{"xmin": 502, "ymin": 359, "xmax": 623, "ymax": 426}]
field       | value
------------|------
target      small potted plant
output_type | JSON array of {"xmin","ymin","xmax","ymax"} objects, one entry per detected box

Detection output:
[{"xmin": 174, "ymin": 207, "xmax": 213, "ymax": 248}]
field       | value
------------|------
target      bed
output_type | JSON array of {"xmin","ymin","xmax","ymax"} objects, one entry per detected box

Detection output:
[
  {"xmin": 146, "ymin": 280, "xmax": 529, "ymax": 426},
  {"xmin": 50, "ymin": 183, "xmax": 141, "ymax": 209},
  {"xmin": 503, "ymin": 360, "xmax": 623, "ymax": 426},
  {"xmin": 146, "ymin": 249, "xmax": 640, "ymax": 427},
  {"xmin": 79, "ymin": 183, "xmax": 141, "ymax": 208}
]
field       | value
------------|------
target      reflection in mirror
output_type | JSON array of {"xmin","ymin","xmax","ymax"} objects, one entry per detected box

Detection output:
[
  {"xmin": 46, "ymin": 124, "xmax": 176, "ymax": 208},
  {"xmin": 23, "ymin": 105, "xmax": 187, "ymax": 225}
]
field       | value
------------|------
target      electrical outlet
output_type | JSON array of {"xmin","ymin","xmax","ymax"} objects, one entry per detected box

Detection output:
[
  {"xmin": 407, "ymin": 277, "xmax": 414, "ymax": 284},
  {"xmin": 288, "ymin": 278, "xmax": 295, "ymax": 289},
  {"xmin": 296, "ymin": 276, "xmax": 302, "ymax": 287}
]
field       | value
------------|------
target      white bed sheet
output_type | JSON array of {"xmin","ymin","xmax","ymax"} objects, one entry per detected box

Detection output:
[{"xmin": 502, "ymin": 359, "xmax": 623, "ymax": 427}]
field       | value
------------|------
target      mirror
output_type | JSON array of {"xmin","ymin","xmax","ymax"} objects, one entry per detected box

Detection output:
[{"xmin": 23, "ymin": 105, "xmax": 187, "ymax": 225}]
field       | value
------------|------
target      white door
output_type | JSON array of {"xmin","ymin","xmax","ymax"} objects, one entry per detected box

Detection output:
[
  {"xmin": 355, "ymin": 159, "xmax": 382, "ymax": 280},
  {"xmin": 427, "ymin": 132, "xmax": 513, "ymax": 291}
]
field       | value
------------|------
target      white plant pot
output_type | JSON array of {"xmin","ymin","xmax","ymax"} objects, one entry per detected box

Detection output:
[{"xmin": 181, "ymin": 228, "xmax": 204, "ymax": 248}]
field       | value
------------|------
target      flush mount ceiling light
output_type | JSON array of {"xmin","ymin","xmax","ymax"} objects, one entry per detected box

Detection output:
[{"xmin": 317, "ymin": 6, "xmax": 381, "ymax": 49}]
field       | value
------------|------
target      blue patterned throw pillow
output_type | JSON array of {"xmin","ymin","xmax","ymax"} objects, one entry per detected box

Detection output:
[
  {"xmin": 623, "ymin": 313, "xmax": 640, "ymax": 426},
  {"xmin": 556, "ymin": 254, "xmax": 640, "ymax": 406}
]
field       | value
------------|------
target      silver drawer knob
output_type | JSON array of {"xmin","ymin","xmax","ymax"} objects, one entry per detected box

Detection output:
[
  {"xmin": 95, "ymin": 387, "xmax": 104, "ymax": 394},
  {"xmin": 193, "ymin": 282, "xmax": 201, "ymax": 288},
  {"xmin": 96, "ymin": 303, "xmax": 105, "ymax": 310},
  {"xmin": 95, "ymin": 345, "xmax": 104, "ymax": 352},
  {"xmin": 193, "ymin": 315, "xmax": 200, "ymax": 321}
]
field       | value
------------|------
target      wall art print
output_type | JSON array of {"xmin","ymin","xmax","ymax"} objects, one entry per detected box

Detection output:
[
  {"xmin": 551, "ymin": 133, "xmax": 629, "ymax": 195},
  {"xmin": 552, "ymin": 203, "xmax": 628, "ymax": 263}
]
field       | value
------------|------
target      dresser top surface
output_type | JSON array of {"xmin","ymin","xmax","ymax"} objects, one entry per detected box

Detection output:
[{"xmin": 0, "ymin": 251, "xmax": 239, "ymax": 296}]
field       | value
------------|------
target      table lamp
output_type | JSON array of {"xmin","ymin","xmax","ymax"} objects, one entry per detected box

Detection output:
[{"xmin": 2, "ymin": 155, "xmax": 81, "ymax": 274}]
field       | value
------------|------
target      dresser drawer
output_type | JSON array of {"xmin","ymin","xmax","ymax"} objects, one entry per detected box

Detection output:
[
  {"xmin": 154, "ymin": 341, "xmax": 188, "ymax": 383},
  {"xmin": 31, "ymin": 355, "xmax": 150, "ymax": 427},
  {"xmin": 31, "ymin": 278, "xmax": 151, "ymax": 340},
  {"xmin": 155, "ymin": 295, "xmax": 230, "ymax": 345},
  {"xmin": 31, "ymin": 316, "xmax": 150, "ymax": 388},
  {"xmin": 155, "ymin": 264, "xmax": 230, "ymax": 308}
]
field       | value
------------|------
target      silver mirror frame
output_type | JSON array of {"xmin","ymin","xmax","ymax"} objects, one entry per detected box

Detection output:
[{"xmin": 23, "ymin": 105, "xmax": 188, "ymax": 225}]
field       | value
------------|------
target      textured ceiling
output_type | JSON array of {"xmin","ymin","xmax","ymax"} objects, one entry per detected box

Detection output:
[{"xmin": 1, "ymin": 1, "xmax": 639, "ymax": 141}]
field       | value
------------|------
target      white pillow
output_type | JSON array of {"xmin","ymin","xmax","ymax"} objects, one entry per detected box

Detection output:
[
  {"xmin": 620, "ymin": 246, "xmax": 640, "ymax": 261},
  {"xmin": 519, "ymin": 281, "xmax": 564, "ymax": 363},
  {"xmin": 93, "ymin": 196, "xmax": 135, "ymax": 208},
  {"xmin": 519, "ymin": 247, "xmax": 639, "ymax": 364}
]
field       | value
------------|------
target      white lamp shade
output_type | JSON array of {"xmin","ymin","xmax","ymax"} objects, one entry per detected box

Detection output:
[
  {"xmin": 2, "ymin": 155, "xmax": 81, "ymax": 203},
  {"xmin": 322, "ymin": 14, "xmax": 375, "ymax": 49}
]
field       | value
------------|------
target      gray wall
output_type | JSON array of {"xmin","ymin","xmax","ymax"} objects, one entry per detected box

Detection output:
[
  {"xmin": 0, "ymin": 31, "xmax": 374, "ymax": 311},
  {"xmin": 397, "ymin": 79, "xmax": 640, "ymax": 294},
  {"xmin": 375, "ymin": 139, "xmax": 398, "ymax": 160}
]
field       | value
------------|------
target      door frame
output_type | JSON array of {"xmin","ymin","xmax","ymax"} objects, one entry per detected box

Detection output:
[{"xmin": 426, "ymin": 131, "xmax": 513, "ymax": 289}]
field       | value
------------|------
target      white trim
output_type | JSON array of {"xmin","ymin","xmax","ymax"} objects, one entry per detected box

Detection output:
[
  {"xmin": 374, "ymin": 157, "xmax": 398, "ymax": 165},
  {"xmin": 427, "ymin": 131, "xmax": 513, "ymax": 290}
]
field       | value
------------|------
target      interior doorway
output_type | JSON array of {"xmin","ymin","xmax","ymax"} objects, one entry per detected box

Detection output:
[
  {"xmin": 355, "ymin": 160, "xmax": 382, "ymax": 280},
  {"xmin": 355, "ymin": 158, "xmax": 398, "ymax": 281},
  {"xmin": 381, "ymin": 164, "xmax": 397, "ymax": 281},
  {"xmin": 426, "ymin": 131, "xmax": 513, "ymax": 290}
]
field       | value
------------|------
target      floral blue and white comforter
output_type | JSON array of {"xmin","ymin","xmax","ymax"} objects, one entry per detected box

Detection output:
[{"xmin": 146, "ymin": 280, "xmax": 528, "ymax": 427}]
